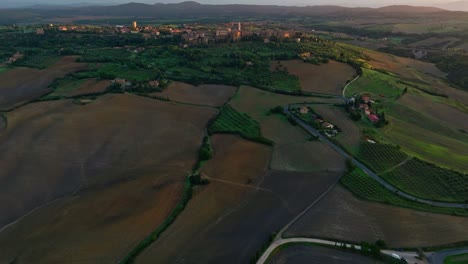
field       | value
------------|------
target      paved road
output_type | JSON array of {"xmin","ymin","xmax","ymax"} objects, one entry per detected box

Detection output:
[
  {"xmin": 430, "ymin": 248, "xmax": 468, "ymax": 264},
  {"xmin": 256, "ymin": 238, "xmax": 359, "ymax": 264},
  {"xmin": 256, "ymin": 237, "xmax": 428, "ymax": 264},
  {"xmin": 342, "ymin": 75, "xmax": 360, "ymax": 97},
  {"xmin": 285, "ymin": 108, "xmax": 468, "ymax": 209}
]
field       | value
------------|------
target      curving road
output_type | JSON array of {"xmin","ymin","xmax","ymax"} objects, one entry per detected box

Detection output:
[
  {"xmin": 256, "ymin": 237, "xmax": 428, "ymax": 264},
  {"xmin": 285, "ymin": 108, "xmax": 468, "ymax": 209},
  {"xmin": 342, "ymin": 75, "xmax": 360, "ymax": 97}
]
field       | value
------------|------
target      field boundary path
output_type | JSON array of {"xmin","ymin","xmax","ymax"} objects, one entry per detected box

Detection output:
[
  {"xmin": 342, "ymin": 75, "xmax": 360, "ymax": 97},
  {"xmin": 284, "ymin": 107, "xmax": 468, "ymax": 209}
]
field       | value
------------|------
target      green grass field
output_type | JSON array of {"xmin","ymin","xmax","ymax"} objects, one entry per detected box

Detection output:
[
  {"xmin": 346, "ymin": 68, "xmax": 404, "ymax": 100},
  {"xmin": 208, "ymin": 105, "xmax": 272, "ymax": 145},
  {"xmin": 80, "ymin": 48, "xmax": 134, "ymax": 63},
  {"xmin": 357, "ymin": 142, "xmax": 409, "ymax": 173},
  {"xmin": 444, "ymin": 253, "xmax": 468, "ymax": 264},
  {"xmin": 341, "ymin": 167, "xmax": 468, "ymax": 216},
  {"xmin": 382, "ymin": 112, "xmax": 468, "ymax": 172},
  {"xmin": 381, "ymin": 158, "xmax": 468, "ymax": 203},
  {"xmin": 0, "ymin": 67, "xmax": 7, "ymax": 73},
  {"xmin": 14, "ymin": 51, "xmax": 60, "ymax": 69},
  {"xmin": 97, "ymin": 63, "xmax": 158, "ymax": 81},
  {"xmin": 48, "ymin": 78, "xmax": 85, "ymax": 97},
  {"xmin": 269, "ymin": 71, "xmax": 301, "ymax": 92}
]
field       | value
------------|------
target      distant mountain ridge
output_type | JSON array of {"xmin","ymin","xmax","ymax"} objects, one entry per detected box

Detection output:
[
  {"xmin": 19, "ymin": 1, "xmax": 448, "ymax": 16},
  {"xmin": 0, "ymin": 1, "xmax": 463, "ymax": 24},
  {"xmin": 376, "ymin": 5, "xmax": 444, "ymax": 13}
]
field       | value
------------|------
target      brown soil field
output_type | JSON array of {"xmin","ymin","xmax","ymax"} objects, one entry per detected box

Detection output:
[
  {"xmin": 136, "ymin": 135, "xmax": 271, "ymax": 263},
  {"xmin": 0, "ymin": 170, "xmax": 184, "ymax": 264},
  {"xmin": 285, "ymin": 186, "xmax": 468, "ymax": 248},
  {"xmin": 230, "ymin": 86, "xmax": 340, "ymax": 122},
  {"xmin": 273, "ymin": 60, "xmax": 356, "ymax": 95},
  {"xmin": 262, "ymin": 114, "xmax": 310, "ymax": 145},
  {"xmin": 271, "ymin": 138, "xmax": 346, "ymax": 172},
  {"xmin": 66, "ymin": 78, "xmax": 111, "ymax": 96},
  {"xmin": 313, "ymin": 105, "xmax": 361, "ymax": 150},
  {"xmin": 267, "ymin": 244, "xmax": 382, "ymax": 264},
  {"xmin": 259, "ymin": 114, "xmax": 346, "ymax": 172},
  {"xmin": 137, "ymin": 135, "xmax": 343, "ymax": 264},
  {"xmin": 202, "ymin": 135, "xmax": 272, "ymax": 184},
  {"xmin": 0, "ymin": 94, "xmax": 217, "ymax": 263},
  {"xmin": 364, "ymin": 50, "xmax": 446, "ymax": 79},
  {"xmin": 152, "ymin": 81, "xmax": 237, "ymax": 107},
  {"xmin": 0, "ymin": 56, "xmax": 87, "ymax": 110},
  {"xmin": 399, "ymin": 93, "xmax": 468, "ymax": 132}
]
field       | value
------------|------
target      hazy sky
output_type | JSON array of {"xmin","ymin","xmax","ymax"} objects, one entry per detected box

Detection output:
[{"xmin": 0, "ymin": 0, "xmax": 461, "ymax": 8}]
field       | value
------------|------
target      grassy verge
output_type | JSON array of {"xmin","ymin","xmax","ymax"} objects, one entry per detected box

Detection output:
[
  {"xmin": 444, "ymin": 253, "xmax": 468, "ymax": 264},
  {"xmin": 0, "ymin": 113, "xmax": 7, "ymax": 130},
  {"xmin": 346, "ymin": 68, "xmax": 405, "ymax": 100},
  {"xmin": 340, "ymin": 167, "xmax": 468, "ymax": 217},
  {"xmin": 265, "ymin": 241, "xmax": 402, "ymax": 264},
  {"xmin": 250, "ymin": 232, "xmax": 277, "ymax": 264}
]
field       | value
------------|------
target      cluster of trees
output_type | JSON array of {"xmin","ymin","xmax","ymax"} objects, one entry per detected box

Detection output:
[
  {"xmin": 359, "ymin": 240, "xmax": 386, "ymax": 259},
  {"xmin": 106, "ymin": 79, "xmax": 169, "ymax": 94}
]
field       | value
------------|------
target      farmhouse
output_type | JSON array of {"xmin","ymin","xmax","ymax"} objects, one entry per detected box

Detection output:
[
  {"xmin": 113, "ymin": 78, "xmax": 132, "ymax": 88},
  {"xmin": 148, "ymin": 80, "xmax": 160, "ymax": 88},
  {"xmin": 368, "ymin": 114, "xmax": 379, "ymax": 123},
  {"xmin": 321, "ymin": 122, "xmax": 334, "ymax": 129},
  {"xmin": 113, "ymin": 78, "xmax": 126, "ymax": 85},
  {"xmin": 299, "ymin": 52, "xmax": 312, "ymax": 59},
  {"xmin": 359, "ymin": 104, "xmax": 369, "ymax": 110},
  {"xmin": 361, "ymin": 93, "xmax": 371, "ymax": 103},
  {"xmin": 5, "ymin": 52, "xmax": 24, "ymax": 64},
  {"xmin": 299, "ymin": 106, "xmax": 309, "ymax": 114}
]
